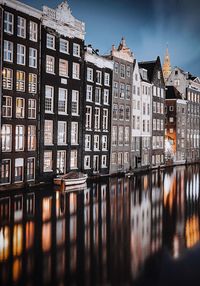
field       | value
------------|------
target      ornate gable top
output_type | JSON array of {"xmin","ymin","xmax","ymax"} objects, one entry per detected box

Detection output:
[{"xmin": 111, "ymin": 37, "xmax": 134, "ymax": 63}]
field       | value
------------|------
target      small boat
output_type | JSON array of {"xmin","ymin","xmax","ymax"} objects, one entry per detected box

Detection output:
[{"xmin": 54, "ymin": 171, "xmax": 88, "ymax": 186}]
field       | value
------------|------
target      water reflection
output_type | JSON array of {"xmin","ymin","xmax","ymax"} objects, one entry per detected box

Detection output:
[{"xmin": 0, "ymin": 165, "xmax": 200, "ymax": 285}]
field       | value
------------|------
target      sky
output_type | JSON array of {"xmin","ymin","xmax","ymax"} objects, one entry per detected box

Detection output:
[{"xmin": 22, "ymin": 0, "xmax": 200, "ymax": 76}]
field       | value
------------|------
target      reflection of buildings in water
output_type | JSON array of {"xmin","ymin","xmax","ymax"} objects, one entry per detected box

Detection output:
[
  {"xmin": 0, "ymin": 226, "xmax": 9, "ymax": 261},
  {"xmin": 130, "ymin": 175, "xmax": 151, "ymax": 279},
  {"xmin": 14, "ymin": 195, "xmax": 23, "ymax": 222},
  {"xmin": 185, "ymin": 215, "xmax": 200, "ymax": 248}
]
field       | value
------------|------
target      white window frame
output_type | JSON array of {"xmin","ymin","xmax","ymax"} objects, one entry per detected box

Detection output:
[
  {"xmin": 70, "ymin": 150, "xmax": 78, "ymax": 169},
  {"xmin": 44, "ymin": 120, "xmax": 53, "ymax": 145},
  {"xmin": 1, "ymin": 124, "xmax": 12, "ymax": 152},
  {"xmin": 3, "ymin": 68, "xmax": 13, "ymax": 90},
  {"xmin": 4, "ymin": 11, "xmax": 14, "ymax": 34},
  {"xmin": 17, "ymin": 44, "xmax": 26, "ymax": 65},
  {"xmin": 94, "ymin": 135, "xmax": 100, "ymax": 151},
  {"xmin": 87, "ymin": 68, "xmax": 93, "ymax": 82},
  {"xmin": 96, "ymin": 70, "xmax": 102, "ymax": 85},
  {"xmin": 85, "ymin": 106, "xmax": 92, "ymax": 130},
  {"xmin": 101, "ymin": 155, "xmax": 107, "ymax": 168},
  {"xmin": 43, "ymin": 151, "xmax": 53, "ymax": 172},
  {"xmin": 102, "ymin": 135, "xmax": 108, "ymax": 151},
  {"xmin": 58, "ymin": 88, "xmax": 68, "ymax": 115},
  {"xmin": 14, "ymin": 158, "xmax": 24, "ymax": 182},
  {"xmin": 85, "ymin": 134, "xmax": 91, "ymax": 150},
  {"xmin": 16, "ymin": 71, "xmax": 25, "ymax": 92},
  {"xmin": 71, "ymin": 122, "xmax": 79, "ymax": 145},
  {"xmin": 17, "ymin": 16, "xmax": 26, "ymax": 38},
  {"xmin": 86, "ymin": 85, "xmax": 93, "ymax": 101},
  {"xmin": 59, "ymin": 59, "xmax": 68, "ymax": 77},
  {"xmin": 28, "ymin": 99, "xmax": 36, "ymax": 119},
  {"xmin": 104, "ymin": 73, "xmax": 110, "ymax": 86},
  {"xmin": 29, "ymin": 21, "xmax": 38, "ymax": 42},
  {"xmin": 103, "ymin": 89, "xmax": 109, "ymax": 105},
  {"xmin": 84, "ymin": 156, "xmax": 91, "ymax": 169},
  {"xmin": 103, "ymin": 109, "xmax": 108, "ymax": 131},
  {"xmin": 29, "ymin": 73, "xmax": 37, "ymax": 94},
  {"xmin": 72, "ymin": 62, "xmax": 80, "ymax": 79},
  {"xmin": 15, "ymin": 125, "xmax": 25, "ymax": 151},
  {"xmin": 73, "ymin": 43, "xmax": 80, "ymax": 57},
  {"xmin": 94, "ymin": 107, "xmax": 100, "ymax": 130},
  {"xmin": 71, "ymin": 90, "xmax": 79, "ymax": 116},
  {"xmin": 27, "ymin": 157, "xmax": 35, "ymax": 181},
  {"xmin": 46, "ymin": 34, "xmax": 55, "ymax": 50},
  {"xmin": 45, "ymin": 85, "xmax": 54, "ymax": 113},
  {"xmin": 46, "ymin": 55, "xmax": 55, "ymax": 74},
  {"xmin": 58, "ymin": 121, "xmax": 67, "ymax": 145},
  {"xmin": 57, "ymin": 151, "xmax": 66, "ymax": 174},
  {"xmin": 29, "ymin": 48, "xmax": 37, "ymax": 68},
  {"xmin": 16, "ymin": 98, "xmax": 25, "ymax": 118},
  {"xmin": 4, "ymin": 40, "xmax": 13, "ymax": 62},
  {"xmin": 2, "ymin": 96, "xmax": 12, "ymax": 118},
  {"xmin": 60, "ymin": 38, "xmax": 69, "ymax": 54},
  {"xmin": 28, "ymin": 125, "xmax": 36, "ymax": 151}
]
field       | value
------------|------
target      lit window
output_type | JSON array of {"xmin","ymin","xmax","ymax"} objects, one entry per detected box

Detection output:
[
  {"xmin": 4, "ymin": 11, "xmax": 14, "ymax": 34},
  {"xmin": 17, "ymin": 16, "xmax": 26, "ymax": 38},
  {"xmin": 29, "ymin": 74, "xmax": 37, "ymax": 93},
  {"xmin": 71, "ymin": 122, "xmax": 79, "ymax": 145},
  {"xmin": 44, "ymin": 120, "xmax": 53, "ymax": 145},
  {"xmin": 29, "ymin": 48, "xmax": 37, "ymax": 68},
  {"xmin": 29, "ymin": 21, "xmax": 38, "ymax": 42},
  {"xmin": 57, "ymin": 151, "xmax": 66, "ymax": 174},
  {"xmin": 59, "ymin": 59, "xmax": 68, "ymax": 77},
  {"xmin": 3, "ymin": 68, "xmax": 13, "ymax": 90},
  {"xmin": 72, "ymin": 62, "xmax": 80, "ymax": 79},
  {"xmin": 58, "ymin": 121, "xmax": 67, "ymax": 145},
  {"xmin": 15, "ymin": 125, "xmax": 25, "ymax": 151},
  {"xmin": 73, "ymin": 43, "xmax": 80, "ymax": 57},
  {"xmin": 28, "ymin": 99, "xmax": 36, "ymax": 119},
  {"xmin": 45, "ymin": 86, "xmax": 54, "ymax": 113},
  {"xmin": 15, "ymin": 158, "xmax": 24, "ymax": 182},
  {"xmin": 70, "ymin": 150, "xmax": 78, "ymax": 169},
  {"xmin": 1, "ymin": 124, "xmax": 12, "ymax": 152},
  {"xmin": 46, "ymin": 55, "xmax": 55, "ymax": 74},
  {"xmin": 28, "ymin": 126, "xmax": 36, "ymax": 151},
  {"xmin": 60, "ymin": 39, "xmax": 69, "ymax": 54},
  {"xmin": 71, "ymin": 90, "xmax": 79, "ymax": 115},
  {"xmin": 58, "ymin": 88, "xmax": 67, "ymax": 114},
  {"xmin": 17, "ymin": 44, "xmax": 26, "ymax": 65},
  {"xmin": 2, "ymin": 96, "xmax": 12, "ymax": 118},
  {"xmin": 87, "ymin": 68, "xmax": 93, "ymax": 82},
  {"xmin": 4, "ymin": 40, "xmax": 13, "ymax": 62},
  {"xmin": 27, "ymin": 158, "xmax": 35, "ymax": 181},
  {"xmin": 16, "ymin": 71, "xmax": 25, "ymax": 92},
  {"xmin": 46, "ymin": 34, "xmax": 55, "ymax": 49},
  {"xmin": 44, "ymin": 151, "xmax": 52, "ymax": 172},
  {"xmin": 104, "ymin": 73, "xmax": 110, "ymax": 86},
  {"xmin": 16, "ymin": 98, "xmax": 25, "ymax": 118}
]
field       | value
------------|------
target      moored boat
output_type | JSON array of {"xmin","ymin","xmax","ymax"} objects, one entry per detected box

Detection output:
[{"xmin": 54, "ymin": 171, "xmax": 88, "ymax": 186}]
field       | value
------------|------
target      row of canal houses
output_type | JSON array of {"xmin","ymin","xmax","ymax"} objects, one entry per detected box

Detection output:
[{"xmin": 0, "ymin": 0, "xmax": 199, "ymax": 188}]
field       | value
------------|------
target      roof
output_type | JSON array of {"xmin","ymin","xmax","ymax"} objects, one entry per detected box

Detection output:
[
  {"xmin": 166, "ymin": 86, "xmax": 182, "ymax": 100},
  {"xmin": 138, "ymin": 60, "xmax": 157, "ymax": 82}
]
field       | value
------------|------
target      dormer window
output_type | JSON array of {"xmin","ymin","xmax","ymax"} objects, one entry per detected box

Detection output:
[
  {"xmin": 143, "ymin": 69, "xmax": 147, "ymax": 80},
  {"xmin": 158, "ymin": 71, "xmax": 161, "ymax": 79}
]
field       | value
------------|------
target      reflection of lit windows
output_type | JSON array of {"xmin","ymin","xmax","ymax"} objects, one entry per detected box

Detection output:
[
  {"xmin": 13, "ymin": 225, "xmax": 23, "ymax": 256},
  {"xmin": 42, "ymin": 222, "xmax": 51, "ymax": 252},
  {"xmin": 25, "ymin": 221, "xmax": 34, "ymax": 249},
  {"xmin": 0, "ymin": 226, "xmax": 10, "ymax": 260},
  {"xmin": 0, "ymin": 160, "xmax": 11, "ymax": 184},
  {"xmin": 42, "ymin": 198, "xmax": 52, "ymax": 221}
]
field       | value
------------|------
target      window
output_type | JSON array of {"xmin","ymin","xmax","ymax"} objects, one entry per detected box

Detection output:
[
  {"xmin": 104, "ymin": 73, "xmax": 110, "ymax": 86},
  {"xmin": 169, "ymin": 106, "xmax": 174, "ymax": 111},
  {"xmin": 29, "ymin": 74, "xmax": 37, "ymax": 93},
  {"xmin": 132, "ymin": 116, "xmax": 135, "ymax": 129},
  {"xmin": 96, "ymin": 70, "xmax": 102, "ymax": 84},
  {"xmin": 29, "ymin": 48, "xmax": 37, "ymax": 68},
  {"xmin": 60, "ymin": 39, "xmax": 69, "ymax": 54},
  {"xmin": 85, "ymin": 134, "xmax": 91, "ymax": 150},
  {"xmin": 112, "ymin": 126, "xmax": 117, "ymax": 146},
  {"xmin": 29, "ymin": 21, "xmax": 38, "ymax": 42},
  {"xmin": 58, "ymin": 88, "xmax": 67, "ymax": 114},
  {"xmin": 120, "ymin": 64, "xmax": 125, "ymax": 78},
  {"xmin": 70, "ymin": 150, "xmax": 78, "ymax": 169},
  {"xmin": 143, "ymin": 103, "xmax": 146, "ymax": 115},
  {"xmin": 161, "ymin": 88, "xmax": 164, "ymax": 98},
  {"xmin": 44, "ymin": 151, "xmax": 52, "ymax": 172},
  {"xmin": 127, "ymin": 65, "xmax": 131, "ymax": 77},
  {"xmin": 2, "ymin": 96, "xmax": 12, "ymax": 117},
  {"xmin": 94, "ymin": 135, "xmax": 100, "ymax": 150},
  {"xmin": 85, "ymin": 106, "xmax": 92, "ymax": 130},
  {"xmin": 120, "ymin": 83, "xmax": 125, "ymax": 98},
  {"xmin": 15, "ymin": 158, "xmax": 24, "ymax": 182},
  {"xmin": 15, "ymin": 125, "xmax": 24, "ymax": 151},
  {"xmin": 4, "ymin": 12, "xmax": 13, "ymax": 34},
  {"xmin": 87, "ymin": 68, "xmax": 93, "ymax": 82},
  {"xmin": 119, "ymin": 126, "xmax": 124, "ymax": 145},
  {"xmin": 45, "ymin": 86, "xmax": 54, "ymax": 113},
  {"xmin": 153, "ymin": 119, "xmax": 156, "ymax": 130},
  {"xmin": 17, "ymin": 44, "xmax": 26, "ymax": 65},
  {"xmin": 102, "ymin": 135, "xmax": 108, "ymax": 150},
  {"xmin": 125, "ymin": 106, "xmax": 131, "ymax": 121},
  {"xmin": 28, "ymin": 99, "xmax": 36, "ymax": 119},
  {"xmin": 86, "ymin": 85, "xmax": 93, "ymax": 101},
  {"xmin": 153, "ymin": 102, "xmax": 156, "ymax": 113},
  {"xmin": 95, "ymin": 88, "xmax": 101, "ymax": 104},
  {"xmin": 102, "ymin": 155, "xmax": 107, "ymax": 168},
  {"xmin": 4, "ymin": 40, "xmax": 13, "ymax": 62},
  {"xmin": 71, "ymin": 122, "xmax": 79, "ymax": 144},
  {"xmin": 112, "ymin": 153, "xmax": 117, "ymax": 164},
  {"xmin": 126, "ymin": 85, "xmax": 131, "ymax": 99},
  {"xmin": 3, "ymin": 68, "xmax": 13, "ymax": 90},
  {"xmin": 0, "ymin": 159, "xmax": 11, "ymax": 184},
  {"xmin": 72, "ymin": 63, "xmax": 80, "ymax": 79},
  {"xmin": 16, "ymin": 72, "xmax": 25, "ymax": 93},
  {"xmin": 27, "ymin": 158, "xmax": 35, "ymax": 181},
  {"xmin": 17, "ymin": 16, "xmax": 26, "ymax": 38},
  {"xmin": 46, "ymin": 34, "xmax": 55, "ymax": 49},
  {"xmin": 113, "ymin": 82, "xmax": 118, "ymax": 97},
  {"xmin": 84, "ymin": 156, "xmax": 91, "ymax": 169},
  {"xmin": 119, "ymin": 105, "xmax": 124, "ymax": 120},
  {"xmin": 124, "ymin": 152, "xmax": 129, "ymax": 164},
  {"xmin": 125, "ymin": 127, "xmax": 129, "ymax": 145},
  {"xmin": 73, "ymin": 43, "xmax": 80, "ymax": 57},
  {"xmin": 1, "ymin": 125, "xmax": 12, "ymax": 152},
  {"xmin": 16, "ymin": 98, "xmax": 25, "ymax": 118},
  {"xmin": 114, "ymin": 62, "xmax": 118, "ymax": 74},
  {"xmin": 169, "ymin": 128, "xmax": 174, "ymax": 133},
  {"xmin": 58, "ymin": 121, "xmax": 67, "ymax": 145},
  {"xmin": 28, "ymin": 125, "xmax": 36, "ymax": 151},
  {"xmin": 44, "ymin": 120, "xmax": 53, "ymax": 145},
  {"xmin": 103, "ymin": 109, "xmax": 108, "ymax": 130},
  {"xmin": 169, "ymin": 117, "xmax": 174, "ymax": 123},
  {"xmin": 59, "ymin": 59, "xmax": 68, "ymax": 77},
  {"xmin": 103, "ymin": 89, "xmax": 109, "ymax": 104},
  {"xmin": 57, "ymin": 151, "xmax": 66, "ymax": 174},
  {"xmin": 143, "ymin": 120, "xmax": 145, "ymax": 132},
  {"xmin": 94, "ymin": 108, "xmax": 100, "ymax": 130},
  {"xmin": 136, "ymin": 116, "xmax": 140, "ymax": 129},
  {"xmin": 113, "ymin": 104, "xmax": 118, "ymax": 120},
  {"xmin": 46, "ymin": 55, "xmax": 55, "ymax": 74},
  {"xmin": 72, "ymin": 90, "xmax": 79, "ymax": 115}
]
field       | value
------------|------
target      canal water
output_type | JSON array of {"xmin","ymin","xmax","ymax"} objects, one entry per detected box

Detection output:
[{"xmin": 0, "ymin": 165, "xmax": 200, "ymax": 286}]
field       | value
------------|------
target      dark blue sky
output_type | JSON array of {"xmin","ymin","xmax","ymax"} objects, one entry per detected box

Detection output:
[{"xmin": 22, "ymin": 0, "xmax": 200, "ymax": 76}]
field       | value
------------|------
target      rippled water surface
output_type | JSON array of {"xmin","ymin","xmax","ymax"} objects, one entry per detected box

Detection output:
[{"xmin": 1, "ymin": 165, "xmax": 200, "ymax": 285}]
